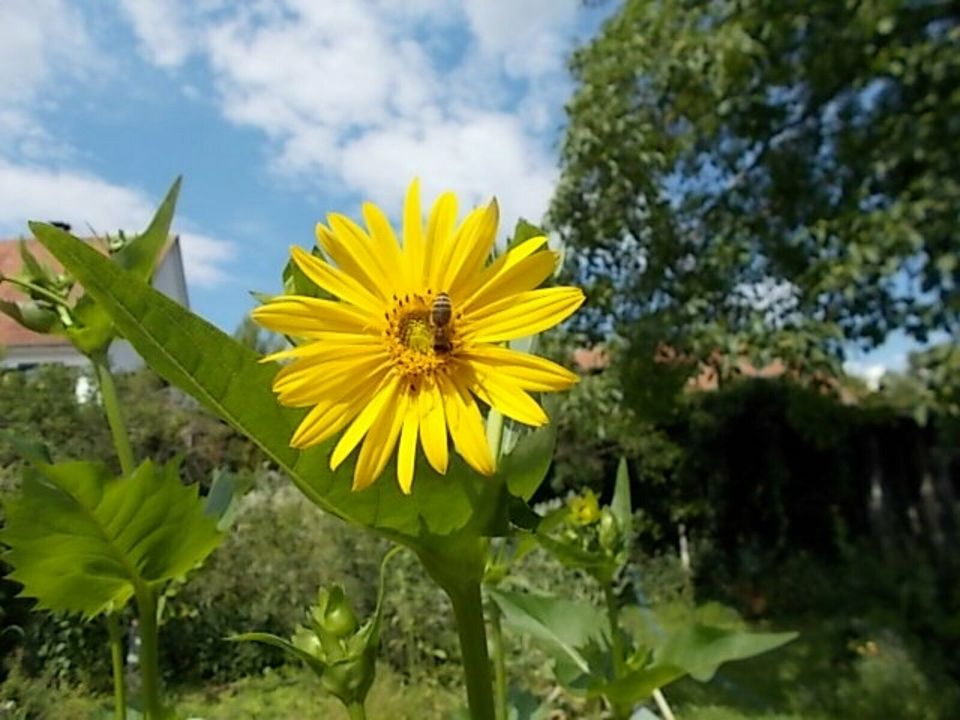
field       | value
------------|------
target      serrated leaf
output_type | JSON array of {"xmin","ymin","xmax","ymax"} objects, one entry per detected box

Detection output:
[
  {"xmin": 31, "ymin": 221, "xmax": 549, "ymax": 544},
  {"xmin": 1, "ymin": 459, "xmax": 223, "ymax": 617}
]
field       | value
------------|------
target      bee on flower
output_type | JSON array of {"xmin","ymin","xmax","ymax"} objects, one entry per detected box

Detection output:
[{"xmin": 252, "ymin": 179, "xmax": 584, "ymax": 494}]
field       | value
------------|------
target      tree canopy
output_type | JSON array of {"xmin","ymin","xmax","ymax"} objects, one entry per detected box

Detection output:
[{"xmin": 550, "ymin": 0, "xmax": 959, "ymax": 375}]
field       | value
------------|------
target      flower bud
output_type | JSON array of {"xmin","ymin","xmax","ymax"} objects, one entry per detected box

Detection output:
[
  {"xmin": 314, "ymin": 585, "xmax": 360, "ymax": 639},
  {"xmin": 598, "ymin": 508, "xmax": 621, "ymax": 552}
]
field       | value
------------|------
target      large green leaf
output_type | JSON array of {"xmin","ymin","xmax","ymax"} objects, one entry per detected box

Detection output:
[
  {"xmin": 64, "ymin": 179, "xmax": 182, "ymax": 356},
  {"xmin": 0, "ymin": 459, "xmax": 222, "ymax": 618},
  {"xmin": 31, "ymin": 221, "xmax": 556, "ymax": 542},
  {"xmin": 112, "ymin": 178, "xmax": 181, "ymax": 278},
  {"xmin": 488, "ymin": 588, "xmax": 609, "ymax": 676},
  {"xmin": 655, "ymin": 624, "xmax": 797, "ymax": 683}
]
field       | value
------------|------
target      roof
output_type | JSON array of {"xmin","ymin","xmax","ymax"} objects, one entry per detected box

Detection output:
[
  {"xmin": 0, "ymin": 236, "xmax": 175, "ymax": 351},
  {"xmin": 0, "ymin": 238, "xmax": 72, "ymax": 349}
]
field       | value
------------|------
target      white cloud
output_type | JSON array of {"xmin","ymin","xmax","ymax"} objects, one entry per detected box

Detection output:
[
  {"xmin": 0, "ymin": 0, "xmax": 101, "ymax": 158},
  {"xmin": 335, "ymin": 113, "xmax": 557, "ymax": 233},
  {"xmin": 117, "ymin": 0, "xmax": 581, "ymax": 232},
  {"xmin": 843, "ymin": 361, "xmax": 888, "ymax": 391},
  {"xmin": 0, "ymin": 161, "xmax": 234, "ymax": 288},
  {"xmin": 116, "ymin": 0, "xmax": 194, "ymax": 68},
  {"xmin": 460, "ymin": 0, "xmax": 579, "ymax": 79}
]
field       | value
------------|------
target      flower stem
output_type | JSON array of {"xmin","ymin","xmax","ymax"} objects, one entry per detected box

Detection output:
[
  {"xmin": 603, "ymin": 582, "xmax": 633, "ymax": 720},
  {"xmin": 418, "ymin": 539, "xmax": 495, "ymax": 720},
  {"xmin": 106, "ymin": 613, "xmax": 127, "ymax": 720},
  {"xmin": 93, "ymin": 356, "xmax": 136, "ymax": 717},
  {"xmin": 448, "ymin": 580, "xmax": 496, "ymax": 720},
  {"xmin": 133, "ymin": 584, "xmax": 163, "ymax": 720},
  {"xmin": 346, "ymin": 701, "xmax": 367, "ymax": 720},
  {"xmin": 488, "ymin": 598, "xmax": 508, "ymax": 720},
  {"xmin": 1, "ymin": 276, "xmax": 71, "ymax": 308},
  {"xmin": 93, "ymin": 356, "xmax": 135, "ymax": 477},
  {"xmin": 603, "ymin": 583, "xmax": 626, "ymax": 676}
]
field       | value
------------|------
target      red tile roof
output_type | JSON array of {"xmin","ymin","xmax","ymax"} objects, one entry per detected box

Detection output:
[
  {"xmin": 0, "ymin": 238, "xmax": 72, "ymax": 349},
  {"xmin": 0, "ymin": 236, "xmax": 174, "ymax": 350}
]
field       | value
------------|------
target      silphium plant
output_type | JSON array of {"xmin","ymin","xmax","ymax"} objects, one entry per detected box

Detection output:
[
  {"xmin": 488, "ymin": 459, "xmax": 797, "ymax": 719},
  {"xmin": 232, "ymin": 548, "xmax": 400, "ymax": 720},
  {"xmin": 1, "ymin": 181, "xmax": 226, "ymax": 720},
  {"xmin": 29, "ymin": 178, "xmax": 582, "ymax": 719}
]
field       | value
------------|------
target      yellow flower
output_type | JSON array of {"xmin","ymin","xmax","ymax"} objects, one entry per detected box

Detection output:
[
  {"xmin": 568, "ymin": 490, "xmax": 601, "ymax": 526},
  {"xmin": 252, "ymin": 179, "xmax": 584, "ymax": 494}
]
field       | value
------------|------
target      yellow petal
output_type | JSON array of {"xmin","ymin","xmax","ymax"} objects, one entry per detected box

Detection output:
[
  {"xmin": 252, "ymin": 296, "xmax": 377, "ymax": 336},
  {"xmin": 362, "ymin": 201, "xmax": 406, "ymax": 291},
  {"xmin": 403, "ymin": 179, "xmax": 425, "ymax": 288},
  {"xmin": 316, "ymin": 220, "xmax": 389, "ymax": 302},
  {"xmin": 261, "ymin": 335, "xmax": 380, "ymax": 363},
  {"xmin": 418, "ymin": 380, "xmax": 448, "ymax": 474},
  {"xmin": 275, "ymin": 355, "xmax": 389, "ymax": 407},
  {"xmin": 460, "ymin": 250, "xmax": 559, "ymax": 315},
  {"xmin": 425, "ymin": 190, "xmax": 458, "ymax": 290},
  {"xmin": 463, "ymin": 362, "xmax": 549, "ymax": 426},
  {"xmin": 353, "ymin": 390, "xmax": 407, "ymax": 491},
  {"xmin": 456, "ymin": 235, "xmax": 547, "ymax": 300},
  {"xmin": 445, "ymin": 199, "xmax": 499, "ymax": 298},
  {"xmin": 439, "ymin": 374, "xmax": 494, "ymax": 476},
  {"xmin": 459, "ymin": 346, "xmax": 579, "ymax": 391},
  {"xmin": 290, "ymin": 386, "xmax": 377, "ymax": 448},
  {"xmin": 397, "ymin": 402, "xmax": 419, "ymax": 494},
  {"xmin": 461, "ymin": 287, "xmax": 585, "ymax": 343},
  {"xmin": 291, "ymin": 246, "xmax": 384, "ymax": 318},
  {"xmin": 330, "ymin": 377, "xmax": 400, "ymax": 471}
]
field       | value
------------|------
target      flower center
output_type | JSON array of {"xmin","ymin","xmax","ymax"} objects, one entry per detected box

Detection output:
[{"xmin": 383, "ymin": 291, "xmax": 456, "ymax": 382}]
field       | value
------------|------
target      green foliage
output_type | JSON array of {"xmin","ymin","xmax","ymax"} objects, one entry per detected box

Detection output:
[
  {"xmin": 489, "ymin": 590, "xmax": 610, "ymax": 678},
  {"xmin": 551, "ymin": 0, "xmax": 959, "ymax": 372},
  {"xmin": 1, "ymin": 458, "xmax": 222, "ymax": 617},
  {"xmin": 875, "ymin": 342, "xmax": 960, "ymax": 427},
  {"xmin": 0, "ymin": 366, "xmax": 112, "ymax": 487},
  {"xmin": 232, "ymin": 549, "xmax": 399, "ymax": 711},
  {"xmin": 173, "ymin": 665, "xmax": 460, "ymax": 719},
  {"xmin": 0, "ymin": 658, "xmax": 101, "ymax": 720}
]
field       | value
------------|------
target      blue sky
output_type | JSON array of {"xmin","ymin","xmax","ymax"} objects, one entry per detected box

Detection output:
[{"xmin": 0, "ymin": 0, "xmax": 914, "ymax": 380}]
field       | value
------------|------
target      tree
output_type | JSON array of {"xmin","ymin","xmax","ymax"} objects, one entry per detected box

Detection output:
[{"xmin": 550, "ymin": 0, "xmax": 959, "ymax": 378}]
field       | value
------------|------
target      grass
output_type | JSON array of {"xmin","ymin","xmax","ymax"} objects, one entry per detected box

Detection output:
[{"xmin": 175, "ymin": 666, "xmax": 460, "ymax": 720}]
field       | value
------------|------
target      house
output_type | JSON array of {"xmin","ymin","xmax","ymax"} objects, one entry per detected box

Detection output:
[{"xmin": 0, "ymin": 234, "xmax": 189, "ymax": 371}]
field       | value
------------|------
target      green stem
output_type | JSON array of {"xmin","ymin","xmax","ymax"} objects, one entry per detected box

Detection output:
[
  {"xmin": 93, "ymin": 357, "xmax": 136, "ymax": 716},
  {"xmin": 93, "ymin": 356, "xmax": 135, "ymax": 476},
  {"xmin": 106, "ymin": 613, "xmax": 127, "ymax": 720},
  {"xmin": 346, "ymin": 701, "xmax": 367, "ymax": 720},
  {"xmin": 134, "ymin": 585, "xmax": 163, "ymax": 720},
  {"xmin": 1, "ymin": 277, "xmax": 71, "ymax": 308},
  {"xmin": 448, "ymin": 580, "xmax": 496, "ymax": 720},
  {"xmin": 603, "ymin": 583, "xmax": 625, "ymax": 677},
  {"xmin": 603, "ymin": 582, "xmax": 634, "ymax": 719},
  {"xmin": 489, "ymin": 599, "xmax": 508, "ymax": 720},
  {"xmin": 418, "ymin": 537, "xmax": 495, "ymax": 720}
]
